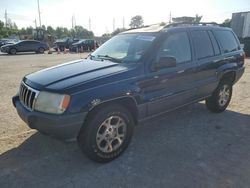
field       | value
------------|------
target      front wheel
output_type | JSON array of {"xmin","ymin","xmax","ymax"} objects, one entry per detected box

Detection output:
[
  {"xmin": 78, "ymin": 104, "xmax": 134, "ymax": 163},
  {"xmin": 9, "ymin": 48, "xmax": 17, "ymax": 55},
  {"xmin": 206, "ymin": 81, "xmax": 232, "ymax": 113}
]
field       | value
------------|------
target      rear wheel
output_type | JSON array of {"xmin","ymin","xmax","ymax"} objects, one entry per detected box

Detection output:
[
  {"xmin": 38, "ymin": 47, "xmax": 45, "ymax": 54},
  {"xmin": 206, "ymin": 80, "xmax": 232, "ymax": 113},
  {"xmin": 78, "ymin": 104, "xmax": 134, "ymax": 163},
  {"xmin": 9, "ymin": 48, "xmax": 17, "ymax": 55}
]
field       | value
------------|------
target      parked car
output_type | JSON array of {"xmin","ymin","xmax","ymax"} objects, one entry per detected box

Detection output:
[
  {"xmin": 70, "ymin": 39, "xmax": 98, "ymax": 52},
  {"xmin": 0, "ymin": 39, "xmax": 17, "ymax": 47},
  {"xmin": 1, "ymin": 40, "xmax": 49, "ymax": 55},
  {"xmin": 13, "ymin": 23, "xmax": 245, "ymax": 162},
  {"xmin": 53, "ymin": 37, "xmax": 79, "ymax": 51}
]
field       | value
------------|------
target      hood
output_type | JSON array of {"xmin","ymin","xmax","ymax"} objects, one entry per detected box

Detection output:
[
  {"xmin": 1, "ymin": 43, "xmax": 14, "ymax": 48},
  {"xmin": 24, "ymin": 59, "xmax": 131, "ymax": 91}
]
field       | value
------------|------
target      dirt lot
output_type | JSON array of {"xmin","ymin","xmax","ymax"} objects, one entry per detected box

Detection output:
[{"xmin": 0, "ymin": 53, "xmax": 250, "ymax": 188}]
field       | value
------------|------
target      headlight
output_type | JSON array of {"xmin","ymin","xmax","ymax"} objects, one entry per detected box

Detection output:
[{"xmin": 34, "ymin": 91, "xmax": 70, "ymax": 114}]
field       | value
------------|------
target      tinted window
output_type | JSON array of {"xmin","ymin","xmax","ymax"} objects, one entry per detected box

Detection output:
[
  {"xmin": 214, "ymin": 30, "xmax": 239, "ymax": 53},
  {"xmin": 30, "ymin": 41, "xmax": 39, "ymax": 44},
  {"xmin": 208, "ymin": 31, "xmax": 220, "ymax": 55},
  {"xmin": 158, "ymin": 32, "xmax": 191, "ymax": 64},
  {"xmin": 191, "ymin": 30, "xmax": 214, "ymax": 59}
]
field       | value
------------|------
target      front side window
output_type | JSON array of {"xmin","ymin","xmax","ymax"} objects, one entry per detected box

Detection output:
[
  {"xmin": 157, "ymin": 32, "xmax": 191, "ymax": 64},
  {"xmin": 191, "ymin": 30, "xmax": 214, "ymax": 59},
  {"xmin": 91, "ymin": 33, "xmax": 157, "ymax": 63},
  {"xmin": 214, "ymin": 30, "xmax": 239, "ymax": 53}
]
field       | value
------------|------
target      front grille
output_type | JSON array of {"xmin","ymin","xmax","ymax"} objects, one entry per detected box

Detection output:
[{"xmin": 19, "ymin": 82, "xmax": 39, "ymax": 110}]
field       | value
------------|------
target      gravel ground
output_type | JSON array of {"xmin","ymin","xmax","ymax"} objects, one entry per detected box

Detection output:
[{"xmin": 0, "ymin": 53, "xmax": 250, "ymax": 188}]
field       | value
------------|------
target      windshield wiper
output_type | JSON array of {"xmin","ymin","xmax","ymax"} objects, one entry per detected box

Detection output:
[{"xmin": 97, "ymin": 55, "xmax": 122, "ymax": 63}]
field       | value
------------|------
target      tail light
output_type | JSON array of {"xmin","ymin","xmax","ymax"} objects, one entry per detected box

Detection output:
[{"xmin": 239, "ymin": 52, "xmax": 245, "ymax": 65}]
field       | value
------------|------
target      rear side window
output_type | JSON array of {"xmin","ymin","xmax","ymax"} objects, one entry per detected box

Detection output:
[
  {"xmin": 158, "ymin": 32, "xmax": 191, "ymax": 64},
  {"xmin": 191, "ymin": 30, "xmax": 214, "ymax": 59},
  {"xmin": 208, "ymin": 31, "xmax": 220, "ymax": 55},
  {"xmin": 214, "ymin": 30, "xmax": 239, "ymax": 53}
]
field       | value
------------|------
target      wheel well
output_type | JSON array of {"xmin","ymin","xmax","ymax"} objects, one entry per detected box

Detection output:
[
  {"xmin": 84, "ymin": 97, "xmax": 138, "ymax": 125},
  {"xmin": 221, "ymin": 71, "xmax": 235, "ymax": 84},
  {"xmin": 9, "ymin": 48, "xmax": 17, "ymax": 54}
]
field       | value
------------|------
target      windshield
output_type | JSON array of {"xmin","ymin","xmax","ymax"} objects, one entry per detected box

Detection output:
[{"xmin": 91, "ymin": 33, "xmax": 157, "ymax": 63}]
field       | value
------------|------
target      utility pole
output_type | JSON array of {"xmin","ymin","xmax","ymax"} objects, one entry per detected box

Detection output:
[
  {"xmin": 37, "ymin": 0, "xmax": 42, "ymax": 27},
  {"xmin": 122, "ymin": 17, "xmax": 125, "ymax": 29},
  {"xmin": 89, "ymin": 17, "xmax": 91, "ymax": 31},
  {"xmin": 169, "ymin": 12, "xmax": 172, "ymax": 24},
  {"xmin": 72, "ymin": 15, "xmax": 74, "ymax": 29},
  {"xmin": 34, "ymin": 19, "xmax": 37, "ymax": 28},
  {"xmin": 4, "ymin": 9, "xmax": 7, "ymax": 27},
  {"xmin": 113, "ymin": 18, "xmax": 115, "ymax": 32}
]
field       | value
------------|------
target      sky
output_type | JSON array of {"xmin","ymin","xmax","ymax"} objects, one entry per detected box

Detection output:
[{"xmin": 0, "ymin": 0, "xmax": 250, "ymax": 36}]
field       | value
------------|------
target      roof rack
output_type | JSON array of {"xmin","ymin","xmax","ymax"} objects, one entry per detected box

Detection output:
[{"xmin": 164, "ymin": 22, "xmax": 220, "ymax": 28}]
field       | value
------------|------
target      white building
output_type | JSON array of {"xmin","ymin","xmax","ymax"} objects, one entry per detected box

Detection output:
[{"xmin": 231, "ymin": 11, "xmax": 250, "ymax": 38}]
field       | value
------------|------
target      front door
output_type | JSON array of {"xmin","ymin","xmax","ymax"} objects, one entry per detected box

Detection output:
[{"xmin": 142, "ymin": 31, "xmax": 198, "ymax": 116}]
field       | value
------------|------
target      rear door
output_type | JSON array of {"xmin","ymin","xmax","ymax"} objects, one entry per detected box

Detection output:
[
  {"xmin": 142, "ymin": 31, "xmax": 198, "ymax": 116},
  {"xmin": 190, "ymin": 30, "xmax": 220, "ymax": 98},
  {"xmin": 30, "ymin": 41, "xmax": 40, "ymax": 51}
]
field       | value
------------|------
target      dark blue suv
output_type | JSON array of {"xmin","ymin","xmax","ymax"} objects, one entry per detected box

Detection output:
[{"xmin": 12, "ymin": 23, "xmax": 245, "ymax": 162}]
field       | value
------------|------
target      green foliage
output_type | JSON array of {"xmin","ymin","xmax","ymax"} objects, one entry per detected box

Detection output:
[
  {"xmin": 129, "ymin": 15, "xmax": 144, "ymax": 28},
  {"xmin": 220, "ymin": 19, "xmax": 231, "ymax": 28},
  {"xmin": 46, "ymin": 25, "xmax": 93, "ymax": 39},
  {"xmin": 0, "ymin": 19, "xmax": 94, "ymax": 40},
  {"xmin": 112, "ymin": 28, "xmax": 127, "ymax": 36},
  {"xmin": 0, "ymin": 20, "xmax": 19, "ymax": 38},
  {"xmin": 73, "ymin": 25, "xmax": 94, "ymax": 39},
  {"xmin": 172, "ymin": 14, "xmax": 202, "ymax": 23}
]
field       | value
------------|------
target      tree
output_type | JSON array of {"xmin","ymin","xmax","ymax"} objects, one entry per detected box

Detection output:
[
  {"xmin": 172, "ymin": 14, "xmax": 202, "ymax": 23},
  {"xmin": 13, "ymin": 22, "xmax": 18, "ymax": 30},
  {"xmin": 220, "ymin": 19, "xmax": 231, "ymax": 27},
  {"xmin": 112, "ymin": 28, "xmax": 126, "ymax": 36},
  {"xmin": 73, "ymin": 25, "xmax": 94, "ymax": 38},
  {"xmin": 195, "ymin": 14, "xmax": 202, "ymax": 23},
  {"xmin": 129, "ymin": 15, "xmax": 144, "ymax": 28},
  {"xmin": 55, "ymin": 27, "xmax": 64, "ymax": 39},
  {"xmin": 46, "ymin": 26, "xmax": 55, "ymax": 35}
]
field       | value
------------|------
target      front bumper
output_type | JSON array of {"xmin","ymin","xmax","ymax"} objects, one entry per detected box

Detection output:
[
  {"xmin": 12, "ymin": 95, "xmax": 87, "ymax": 140},
  {"xmin": 0, "ymin": 48, "xmax": 8, "ymax": 53}
]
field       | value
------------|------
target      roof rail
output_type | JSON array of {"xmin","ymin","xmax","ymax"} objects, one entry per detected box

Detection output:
[{"xmin": 164, "ymin": 22, "xmax": 220, "ymax": 28}]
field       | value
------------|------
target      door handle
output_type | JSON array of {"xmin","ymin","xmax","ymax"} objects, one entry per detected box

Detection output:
[{"xmin": 177, "ymin": 70, "xmax": 185, "ymax": 74}]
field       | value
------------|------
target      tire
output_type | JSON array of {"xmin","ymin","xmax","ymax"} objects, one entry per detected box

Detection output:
[
  {"xmin": 9, "ymin": 48, "xmax": 17, "ymax": 55},
  {"xmin": 38, "ymin": 47, "xmax": 45, "ymax": 54},
  {"xmin": 59, "ymin": 46, "xmax": 64, "ymax": 52},
  {"xmin": 206, "ymin": 80, "xmax": 232, "ymax": 113},
  {"xmin": 78, "ymin": 104, "xmax": 134, "ymax": 163}
]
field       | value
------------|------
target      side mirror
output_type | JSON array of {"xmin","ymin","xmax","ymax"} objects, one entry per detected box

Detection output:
[{"xmin": 155, "ymin": 56, "xmax": 176, "ymax": 70}]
